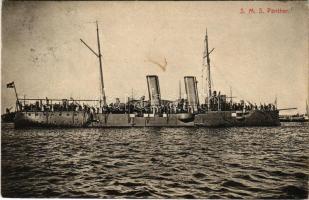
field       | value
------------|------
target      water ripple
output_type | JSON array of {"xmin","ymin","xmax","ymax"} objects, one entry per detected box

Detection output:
[{"xmin": 1, "ymin": 122, "xmax": 309, "ymax": 198}]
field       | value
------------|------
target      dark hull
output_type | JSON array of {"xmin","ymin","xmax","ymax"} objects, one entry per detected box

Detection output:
[
  {"xmin": 14, "ymin": 110, "xmax": 280, "ymax": 128},
  {"xmin": 14, "ymin": 111, "xmax": 91, "ymax": 129},
  {"xmin": 1, "ymin": 112, "xmax": 16, "ymax": 123},
  {"xmin": 89, "ymin": 113, "xmax": 194, "ymax": 127},
  {"xmin": 195, "ymin": 110, "xmax": 280, "ymax": 127}
]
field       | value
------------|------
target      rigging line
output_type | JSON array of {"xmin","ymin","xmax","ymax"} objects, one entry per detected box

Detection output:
[
  {"xmin": 207, "ymin": 70, "xmax": 215, "ymax": 91},
  {"xmin": 211, "ymin": 62, "xmax": 251, "ymax": 102},
  {"xmin": 201, "ymin": 68, "xmax": 205, "ymax": 95},
  {"xmin": 143, "ymin": 86, "xmax": 148, "ymax": 99},
  {"xmin": 211, "ymin": 75, "xmax": 214, "ymax": 90}
]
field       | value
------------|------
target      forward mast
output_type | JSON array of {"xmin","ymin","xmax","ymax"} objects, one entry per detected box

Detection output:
[{"xmin": 80, "ymin": 21, "xmax": 107, "ymax": 109}]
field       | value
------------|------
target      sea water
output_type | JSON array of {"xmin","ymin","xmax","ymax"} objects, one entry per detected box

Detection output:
[{"xmin": 1, "ymin": 123, "xmax": 308, "ymax": 198}]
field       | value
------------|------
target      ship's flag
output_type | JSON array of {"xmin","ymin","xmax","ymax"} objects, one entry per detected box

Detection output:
[{"xmin": 6, "ymin": 81, "xmax": 15, "ymax": 88}]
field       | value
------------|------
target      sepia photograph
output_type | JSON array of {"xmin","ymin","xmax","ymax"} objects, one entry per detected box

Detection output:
[{"xmin": 1, "ymin": 1, "xmax": 308, "ymax": 199}]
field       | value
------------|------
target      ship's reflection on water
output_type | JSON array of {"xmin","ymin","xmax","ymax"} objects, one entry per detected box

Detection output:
[{"xmin": 1, "ymin": 123, "xmax": 308, "ymax": 198}]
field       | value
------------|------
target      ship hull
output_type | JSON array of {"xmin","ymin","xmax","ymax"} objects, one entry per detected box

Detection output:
[
  {"xmin": 14, "ymin": 111, "xmax": 91, "ymax": 128},
  {"xmin": 14, "ymin": 110, "xmax": 280, "ymax": 128},
  {"xmin": 280, "ymin": 118, "xmax": 307, "ymax": 122},
  {"xmin": 195, "ymin": 110, "xmax": 280, "ymax": 127},
  {"xmin": 1, "ymin": 112, "xmax": 16, "ymax": 123},
  {"xmin": 89, "ymin": 113, "xmax": 194, "ymax": 127},
  {"xmin": 279, "ymin": 115, "xmax": 308, "ymax": 122}
]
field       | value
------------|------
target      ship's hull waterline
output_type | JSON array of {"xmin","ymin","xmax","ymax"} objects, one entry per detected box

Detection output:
[
  {"xmin": 14, "ymin": 111, "xmax": 91, "ymax": 128},
  {"xmin": 14, "ymin": 110, "xmax": 280, "ymax": 128}
]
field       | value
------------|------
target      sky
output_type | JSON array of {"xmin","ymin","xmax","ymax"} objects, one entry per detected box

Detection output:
[{"xmin": 1, "ymin": 1, "xmax": 308, "ymax": 114}]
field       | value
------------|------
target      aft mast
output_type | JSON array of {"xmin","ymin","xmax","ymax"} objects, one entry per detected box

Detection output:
[
  {"xmin": 203, "ymin": 29, "xmax": 214, "ymax": 111},
  {"xmin": 179, "ymin": 80, "xmax": 182, "ymax": 100}
]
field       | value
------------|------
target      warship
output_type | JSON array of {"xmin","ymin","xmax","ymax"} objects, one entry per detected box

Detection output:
[
  {"xmin": 10, "ymin": 22, "xmax": 280, "ymax": 128},
  {"xmin": 279, "ymin": 114, "xmax": 307, "ymax": 122},
  {"xmin": 279, "ymin": 101, "xmax": 309, "ymax": 122}
]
